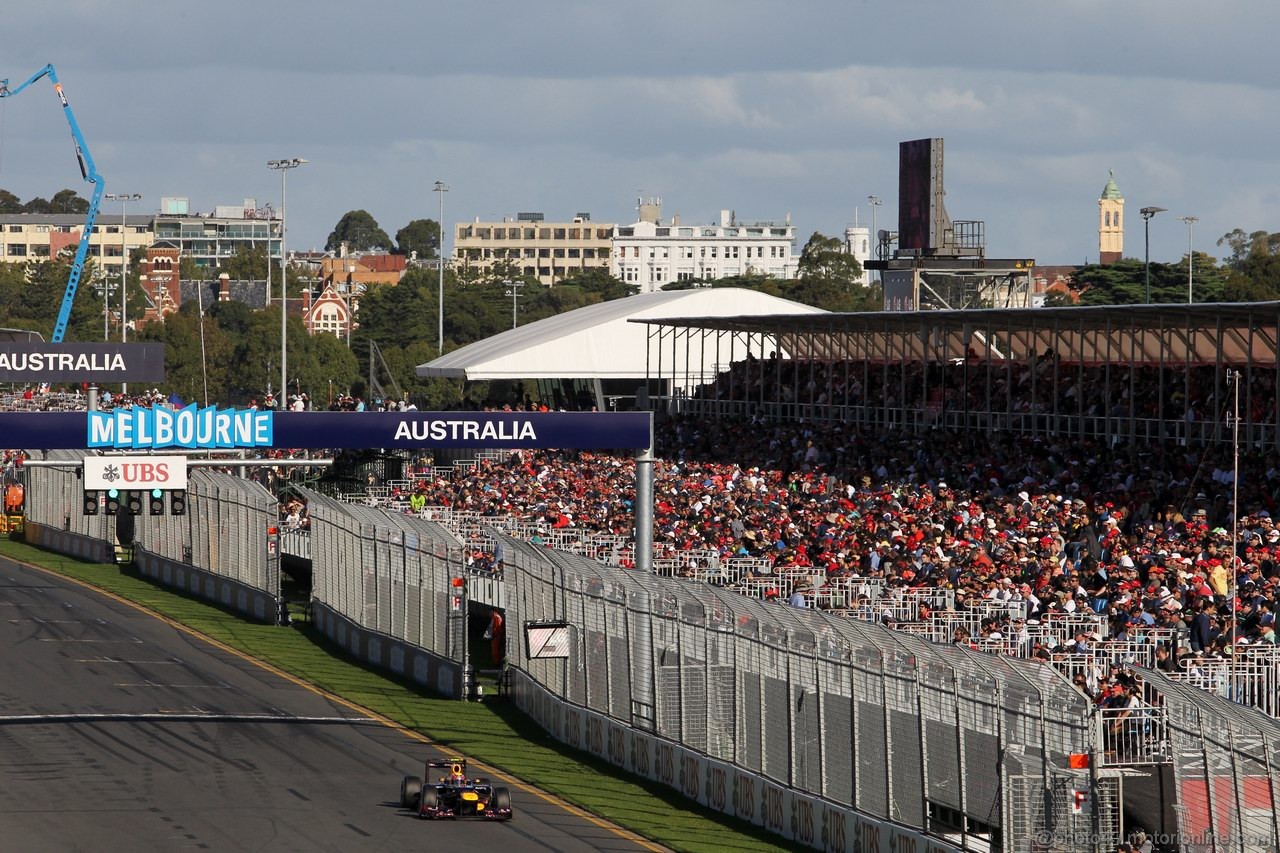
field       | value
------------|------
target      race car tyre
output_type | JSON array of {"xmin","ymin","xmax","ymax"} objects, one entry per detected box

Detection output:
[
  {"xmin": 401, "ymin": 776, "xmax": 422, "ymax": 809},
  {"xmin": 493, "ymin": 786, "xmax": 512, "ymax": 818},
  {"xmin": 419, "ymin": 785, "xmax": 439, "ymax": 818}
]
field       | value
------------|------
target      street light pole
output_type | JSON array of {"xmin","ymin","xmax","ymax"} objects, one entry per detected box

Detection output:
[
  {"xmin": 434, "ymin": 180, "xmax": 448, "ymax": 356},
  {"xmin": 268, "ymin": 158, "xmax": 308, "ymax": 402},
  {"xmin": 503, "ymin": 279, "xmax": 524, "ymax": 330},
  {"xmin": 1140, "ymin": 206, "xmax": 1165, "ymax": 303},
  {"xmin": 1179, "ymin": 215, "xmax": 1198, "ymax": 304},
  {"xmin": 867, "ymin": 194, "xmax": 883, "ymax": 284},
  {"xmin": 105, "ymin": 192, "xmax": 142, "ymax": 395}
]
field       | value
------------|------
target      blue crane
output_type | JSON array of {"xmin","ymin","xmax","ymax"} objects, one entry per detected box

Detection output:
[{"xmin": 0, "ymin": 64, "xmax": 104, "ymax": 343}]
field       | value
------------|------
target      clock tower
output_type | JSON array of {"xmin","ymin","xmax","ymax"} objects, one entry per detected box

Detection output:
[{"xmin": 1099, "ymin": 171, "xmax": 1124, "ymax": 265}]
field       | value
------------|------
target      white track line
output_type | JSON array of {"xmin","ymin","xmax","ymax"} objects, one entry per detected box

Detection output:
[{"xmin": 0, "ymin": 713, "xmax": 375, "ymax": 724}]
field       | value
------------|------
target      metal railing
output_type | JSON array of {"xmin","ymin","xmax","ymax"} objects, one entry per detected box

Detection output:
[
  {"xmin": 499, "ymin": 531, "xmax": 1096, "ymax": 852},
  {"xmin": 1142, "ymin": 669, "xmax": 1280, "ymax": 853},
  {"xmin": 298, "ymin": 487, "xmax": 466, "ymax": 662}
]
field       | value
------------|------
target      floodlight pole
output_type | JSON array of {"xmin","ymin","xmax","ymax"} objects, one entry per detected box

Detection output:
[
  {"xmin": 105, "ymin": 192, "xmax": 142, "ymax": 394},
  {"xmin": 1140, "ymin": 206, "xmax": 1165, "ymax": 303},
  {"xmin": 1179, "ymin": 215, "xmax": 1198, "ymax": 303},
  {"xmin": 269, "ymin": 158, "xmax": 308, "ymax": 401},
  {"xmin": 868, "ymin": 194, "xmax": 883, "ymax": 284},
  {"xmin": 434, "ymin": 180, "xmax": 448, "ymax": 356},
  {"xmin": 1229, "ymin": 368, "xmax": 1240, "ymax": 696}
]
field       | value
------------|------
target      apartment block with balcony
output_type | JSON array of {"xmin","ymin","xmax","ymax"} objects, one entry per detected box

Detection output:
[
  {"xmin": 151, "ymin": 198, "xmax": 280, "ymax": 271},
  {"xmin": 610, "ymin": 204, "xmax": 798, "ymax": 293},
  {"xmin": 454, "ymin": 212, "xmax": 614, "ymax": 286}
]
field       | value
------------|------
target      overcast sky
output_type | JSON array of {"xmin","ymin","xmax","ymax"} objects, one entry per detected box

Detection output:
[{"xmin": 2, "ymin": 1, "xmax": 1277, "ymax": 267}]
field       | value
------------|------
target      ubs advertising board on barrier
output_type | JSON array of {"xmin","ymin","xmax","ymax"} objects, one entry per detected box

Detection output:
[
  {"xmin": 508, "ymin": 670, "xmax": 961, "ymax": 853},
  {"xmin": 0, "ymin": 407, "xmax": 652, "ymax": 450},
  {"xmin": 0, "ymin": 342, "xmax": 165, "ymax": 383}
]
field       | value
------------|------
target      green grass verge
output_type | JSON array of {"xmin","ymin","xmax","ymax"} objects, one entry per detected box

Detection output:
[{"xmin": 0, "ymin": 538, "xmax": 795, "ymax": 853}]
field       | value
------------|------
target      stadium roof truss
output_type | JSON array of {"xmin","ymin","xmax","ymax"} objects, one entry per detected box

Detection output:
[{"xmin": 636, "ymin": 302, "xmax": 1280, "ymax": 368}]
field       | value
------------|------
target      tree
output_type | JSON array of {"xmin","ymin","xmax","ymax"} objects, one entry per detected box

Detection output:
[
  {"xmin": 0, "ymin": 189, "xmax": 21, "ymax": 214},
  {"xmin": 134, "ymin": 304, "xmax": 234, "ymax": 404},
  {"xmin": 798, "ymin": 231, "xmax": 863, "ymax": 286},
  {"xmin": 22, "ymin": 197, "xmax": 53, "ymax": 214},
  {"xmin": 1214, "ymin": 228, "xmax": 1280, "ymax": 301},
  {"xmin": 294, "ymin": 329, "xmax": 360, "ymax": 400},
  {"xmin": 325, "ymin": 210, "xmax": 393, "ymax": 253},
  {"xmin": 395, "ymin": 218, "xmax": 441, "ymax": 259},
  {"xmin": 220, "ymin": 244, "xmax": 268, "ymax": 281},
  {"xmin": 49, "ymin": 189, "xmax": 90, "ymax": 214},
  {"xmin": 1217, "ymin": 229, "xmax": 1280, "ymax": 271},
  {"xmin": 1071, "ymin": 255, "xmax": 1231, "ymax": 305}
]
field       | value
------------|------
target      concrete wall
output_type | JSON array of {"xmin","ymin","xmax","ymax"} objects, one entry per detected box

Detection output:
[
  {"xmin": 24, "ymin": 520, "xmax": 114, "ymax": 564},
  {"xmin": 508, "ymin": 668, "xmax": 962, "ymax": 853},
  {"xmin": 311, "ymin": 602, "xmax": 463, "ymax": 699},
  {"xmin": 133, "ymin": 548, "xmax": 279, "ymax": 625}
]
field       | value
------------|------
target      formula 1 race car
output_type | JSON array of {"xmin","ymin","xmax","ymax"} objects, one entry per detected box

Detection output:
[{"xmin": 400, "ymin": 758, "xmax": 513, "ymax": 821}]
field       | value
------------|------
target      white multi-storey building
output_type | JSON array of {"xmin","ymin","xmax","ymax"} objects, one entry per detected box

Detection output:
[
  {"xmin": 844, "ymin": 222, "xmax": 871, "ymax": 287},
  {"xmin": 611, "ymin": 204, "xmax": 798, "ymax": 293}
]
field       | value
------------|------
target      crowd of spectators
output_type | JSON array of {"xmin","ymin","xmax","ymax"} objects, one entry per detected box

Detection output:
[
  {"xmin": 10, "ymin": 355, "xmax": 1280, "ymax": 721},
  {"xmin": 304, "ymin": 407, "xmax": 1280, "ymax": 726},
  {"xmin": 339, "ymin": 416, "xmax": 1276, "ymax": 644},
  {"xmin": 697, "ymin": 356, "xmax": 1278, "ymax": 426}
]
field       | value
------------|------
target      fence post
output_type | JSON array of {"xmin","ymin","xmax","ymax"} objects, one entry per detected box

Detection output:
[{"xmin": 1264, "ymin": 730, "xmax": 1280, "ymax": 853}]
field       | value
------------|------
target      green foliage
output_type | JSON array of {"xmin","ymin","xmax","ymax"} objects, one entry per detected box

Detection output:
[
  {"xmin": 50, "ymin": 188, "xmax": 90, "ymax": 214},
  {"xmin": 798, "ymin": 231, "xmax": 863, "ymax": 285},
  {"xmin": 134, "ymin": 303, "xmax": 234, "ymax": 404},
  {"xmin": 325, "ymin": 209, "xmax": 393, "ymax": 253},
  {"xmin": 1071, "ymin": 254, "xmax": 1231, "ymax": 305},
  {"xmin": 220, "ymin": 243, "xmax": 268, "ymax": 281},
  {"xmin": 0, "ymin": 189, "xmax": 89, "ymax": 215},
  {"xmin": 395, "ymin": 218, "xmax": 440, "ymax": 259},
  {"xmin": 0, "ymin": 256, "xmax": 106, "ymax": 341}
]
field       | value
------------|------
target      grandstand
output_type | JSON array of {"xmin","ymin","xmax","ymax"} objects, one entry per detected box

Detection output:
[{"xmin": 268, "ymin": 302, "xmax": 1280, "ymax": 849}]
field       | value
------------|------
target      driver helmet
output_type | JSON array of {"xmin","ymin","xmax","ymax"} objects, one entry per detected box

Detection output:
[{"xmin": 449, "ymin": 764, "xmax": 466, "ymax": 784}]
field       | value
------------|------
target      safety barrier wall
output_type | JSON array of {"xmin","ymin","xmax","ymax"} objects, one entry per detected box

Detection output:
[
  {"xmin": 133, "ymin": 549, "xmax": 279, "ymax": 624},
  {"xmin": 22, "ymin": 456, "xmax": 282, "ymax": 622},
  {"xmin": 311, "ymin": 602, "xmax": 463, "ymax": 698},
  {"xmin": 508, "ymin": 668, "xmax": 956, "ymax": 853},
  {"xmin": 298, "ymin": 487, "xmax": 468, "ymax": 697},
  {"xmin": 135, "ymin": 470, "xmax": 279, "ymax": 603},
  {"xmin": 497, "ymin": 529, "xmax": 1097, "ymax": 853},
  {"xmin": 23, "ymin": 449, "xmax": 116, "ymax": 545},
  {"xmin": 23, "ymin": 520, "xmax": 113, "ymax": 564},
  {"xmin": 1143, "ymin": 669, "xmax": 1280, "ymax": 853}
]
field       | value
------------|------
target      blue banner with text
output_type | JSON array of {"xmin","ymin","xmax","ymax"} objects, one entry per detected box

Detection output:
[{"xmin": 0, "ymin": 409, "xmax": 653, "ymax": 451}]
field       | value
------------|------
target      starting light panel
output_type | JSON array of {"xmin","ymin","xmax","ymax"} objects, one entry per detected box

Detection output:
[
  {"xmin": 105, "ymin": 488, "xmax": 120, "ymax": 516},
  {"xmin": 170, "ymin": 490, "xmax": 186, "ymax": 516},
  {"xmin": 125, "ymin": 490, "xmax": 143, "ymax": 516},
  {"xmin": 148, "ymin": 488, "xmax": 165, "ymax": 516},
  {"xmin": 82, "ymin": 491, "xmax": 99, "ymax": 516}
]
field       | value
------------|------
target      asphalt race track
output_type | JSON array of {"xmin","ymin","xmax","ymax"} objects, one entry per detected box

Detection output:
[{"xmin": 0, "ymin": 556, "xmax": 659, "ymax": 852}]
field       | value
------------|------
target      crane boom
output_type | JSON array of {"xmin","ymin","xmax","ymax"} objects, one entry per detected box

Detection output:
[{"xmin": 0, "ymin": 64, "xmax": 104, "ymax": 343}]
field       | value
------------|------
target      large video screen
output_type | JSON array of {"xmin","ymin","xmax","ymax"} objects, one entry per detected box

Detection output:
[{"xmin": 898, "ymin": 138, "xmax": 938, "ymax": 252}]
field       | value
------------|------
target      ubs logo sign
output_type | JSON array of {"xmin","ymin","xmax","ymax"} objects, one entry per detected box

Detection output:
[{"xmin": 84, "ymin": 455, "xmax": 187, "ymax": 490}]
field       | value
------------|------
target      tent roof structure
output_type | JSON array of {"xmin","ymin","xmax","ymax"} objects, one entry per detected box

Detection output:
[{"xmin": 416, "ymin": 288, "xmax": 827, "ymax": 381}]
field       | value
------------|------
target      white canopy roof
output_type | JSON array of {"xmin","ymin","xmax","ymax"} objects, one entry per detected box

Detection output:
[{"xmin": 416, "ymin": 288, "xmax": 826, "ymax": 382}]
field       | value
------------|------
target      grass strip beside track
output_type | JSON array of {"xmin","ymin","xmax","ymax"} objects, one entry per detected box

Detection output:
[{"xmin": 0, "ymin": 539, "xmax": 794, "ymax": 853}]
